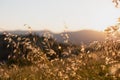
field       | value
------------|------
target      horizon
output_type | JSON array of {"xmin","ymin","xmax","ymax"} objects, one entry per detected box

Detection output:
[
  {"xmin": 0, "ymin": 29, "xmax": 105, "ymax": 35},
  {"xmin": 0, "ymin": 0, "xmax": 120, "ymax": 33}
]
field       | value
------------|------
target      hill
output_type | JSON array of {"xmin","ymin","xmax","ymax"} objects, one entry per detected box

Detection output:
[
  {"xmin": 0, "ymin": 30, "xmax": 106, "ymax": 45},
  {"xmin": 54, "ymin": 30, "xmax": 105, "ymax": 45}
]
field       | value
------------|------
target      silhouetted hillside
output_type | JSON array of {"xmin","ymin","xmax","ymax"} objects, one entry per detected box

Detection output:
[
  {"xmin": 0, "ymin": 30, "xmax": 106, "ymax": 45},
  {"xmin": 54, "ymin": 30, "xmax": 105, "ymax": 45}
]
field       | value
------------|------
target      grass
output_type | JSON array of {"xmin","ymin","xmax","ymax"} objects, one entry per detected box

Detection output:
[
  {"xmin": 0, "ymin": 25, "xmax": 120, "ymax": 80},
  {"xmin": 0, "ymin": 50, "xmax": 120, "ymax": 80}
]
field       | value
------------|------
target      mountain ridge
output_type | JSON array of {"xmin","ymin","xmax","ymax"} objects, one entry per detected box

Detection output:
[{"xmin": 0, "ymin": 30, "xmax": 106, "ymax": 45}]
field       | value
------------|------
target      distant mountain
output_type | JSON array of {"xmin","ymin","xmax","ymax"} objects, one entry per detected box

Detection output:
[
  {"xmin": 54, "ymin": 30, "xmax": 105, "ymax": 45},
  {"xmin": 0, "ymin": 30, "xmax": 106, "ymax": 45}
]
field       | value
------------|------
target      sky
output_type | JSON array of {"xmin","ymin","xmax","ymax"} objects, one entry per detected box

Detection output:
[{"xmin": 0, "ymin": 0, "xmax": 120, "ymax": 33}]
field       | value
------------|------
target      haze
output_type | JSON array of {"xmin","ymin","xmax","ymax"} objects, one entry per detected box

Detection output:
[{"xmin": 0, "ymin": 0, "xmax": 120, "ymax": 33}]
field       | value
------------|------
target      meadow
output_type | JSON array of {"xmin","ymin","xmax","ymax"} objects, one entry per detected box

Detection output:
[
  {"xmin": 1, "ymin": 0, "xmax": 120, "ymax": 80},
  {"xmin": 0, "ymin": 23, "xmax": 120, "ymax": 80}
]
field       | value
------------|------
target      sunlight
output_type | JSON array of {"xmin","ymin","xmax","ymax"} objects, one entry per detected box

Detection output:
[{"xmin": 0, "ymin": 0, "xmax": 120, "ymax": 33}]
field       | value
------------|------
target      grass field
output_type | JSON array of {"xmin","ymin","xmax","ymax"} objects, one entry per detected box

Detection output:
[{"xmin": 0, "ymin": 26, "xmax": 120, "ymax": 80}]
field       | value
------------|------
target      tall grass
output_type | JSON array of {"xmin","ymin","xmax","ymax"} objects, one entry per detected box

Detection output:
[{"xmin": 0, "ymin": 20, "xmax": 120, "ymax": 79}]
